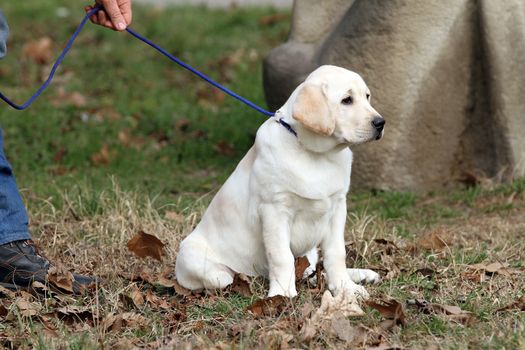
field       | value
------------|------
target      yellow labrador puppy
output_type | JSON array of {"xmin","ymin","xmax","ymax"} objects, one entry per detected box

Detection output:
[{"xmin": 175, "ymin": 65, "xmax": 384, "ymax": 299}]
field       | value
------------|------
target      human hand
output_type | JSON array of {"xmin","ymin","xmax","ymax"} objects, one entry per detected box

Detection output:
[{"xmin": 84, "ymin": 0, "xmax": 132, "ymax": 31}]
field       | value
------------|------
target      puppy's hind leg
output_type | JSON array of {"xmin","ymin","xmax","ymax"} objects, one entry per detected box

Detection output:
[
  {"xmin": 175, "ymin": 238, "xmax": 234, "ymax": 291},
  {"xmin": 303, "ymin": 248, "xmax": 318, "ymax": 279}
]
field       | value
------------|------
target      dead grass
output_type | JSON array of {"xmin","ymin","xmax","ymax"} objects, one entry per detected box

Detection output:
[{"xmin": 0, "ymin": 180, "xmax": 524, "ymax": 349}]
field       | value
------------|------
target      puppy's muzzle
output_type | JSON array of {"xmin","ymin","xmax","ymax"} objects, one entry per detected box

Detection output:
[{"xmin": 372, "ymin": 116, "xmax": 385, "ymax": 139}]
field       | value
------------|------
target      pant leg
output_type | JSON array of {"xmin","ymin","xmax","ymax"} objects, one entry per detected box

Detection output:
[
  {"xmin": 0, "ymin": 12, "xmax": 30, "ymax": 244},
  {"xmin": 0, "ymin": 128, "xmax": 31, "ymax": 245},
  {"xmin": 0, "ymin": 9, "xmax": 9, "ymax": 59}
]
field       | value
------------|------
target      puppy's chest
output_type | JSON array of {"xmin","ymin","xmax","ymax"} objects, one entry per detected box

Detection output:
[
  {"xmin": 291, "ymin": 195, "xmax": 335, "ymax": 217},
  {"xmin": 290, "ymin": 196, "xmax": 335, "ymax": 226},
  {"xmin": 288, "ymin": 195, "xmax": 338, "ymax": 254}
]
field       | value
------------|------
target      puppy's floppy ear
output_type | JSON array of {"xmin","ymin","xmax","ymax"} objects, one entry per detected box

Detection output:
[{"xmin": 292, "ymin": 83, "xmax": 335, "ymax": 136}]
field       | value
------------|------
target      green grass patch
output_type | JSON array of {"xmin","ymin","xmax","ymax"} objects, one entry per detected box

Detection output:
[{"xmin": 0, "ymin": 0, "xmax": 290, "ymax": 211}]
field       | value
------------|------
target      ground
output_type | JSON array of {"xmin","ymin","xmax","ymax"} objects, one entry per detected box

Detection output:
[{"xmin": 0, "ymin": 1, "xmax": 524, "ymax": 349}]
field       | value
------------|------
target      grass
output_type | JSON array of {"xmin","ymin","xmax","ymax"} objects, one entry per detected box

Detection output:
[
  {"xmin": 1, "ymin": 0, "xmax": 289, "ymax": 210},
  {"xmin": 1, "ymin": 1, "xmax": 525, "ymax": 349}
]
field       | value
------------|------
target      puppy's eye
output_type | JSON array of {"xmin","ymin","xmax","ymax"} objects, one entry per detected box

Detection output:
[
  {"xmin": 341, "ymin": 96, "xmax": 353, "ymax": 105},
  {"xmin": 366, "ymin": 94, "xmax": 371, "ymax": 100}
]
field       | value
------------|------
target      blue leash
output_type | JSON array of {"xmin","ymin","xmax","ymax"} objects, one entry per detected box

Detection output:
[{"xmin": 0, "ymin": 5, "xmax": 276, "ymax": 117}]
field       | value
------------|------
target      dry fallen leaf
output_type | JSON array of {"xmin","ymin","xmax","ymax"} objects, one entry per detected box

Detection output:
[
  {"xmin": 40, "ymin": 315, "xmax": 59, "ymax": 338},
  {"xmin": 89, "ymin": 107, "xmax": 122, "ymax": 121},
  {"xmin": 373, "ymin": 238, "xmax": 400, "ymax": 255},
  {"xmin": 197, "ymin": 87, "xmax": 225, "ymax": 110},
  {"xmin": 229, "ymin": 273, "xmax": 253, "ymax": 297},
  {"xmin": 0, "ymin": 302, "xmax": 9, "ymax": 318},
  {"xmin": 214, "ymin": 140, "xmax": 235, "ymax": 156},
  {"xmin": 412, "ymin": 267, "xmax": 436, "ymax": 278},
  {"xmin": 53, "ymin": 147, "xmax": 67, "ymax": 164},
  {"xmin": 120, "ymin": 267, "xmax": 155, "ymax": 284},
  {"xmin": 313, "ymin": 260, "xmax": 326, "ymax": 292},
  {"xmin": 51, "ymin": 88, "xmax": 87, "ymax": 107},
  {"xmin": 55, "ymin": 305, "xmax": 95, "ymax": 317},
  {"xmin": 331, "ymin": 314, "xmax": 353, "ymax": 341},
  {"xmin": 468, "ymin": 262, "xmax": 511, "ymax": 277},
  {"xmin": 366, "ymin": 344, "xmax": 403, "ymax": 350},
  {"xmin": 164, "ymin": 211, "xmax": 185, "ymax": 223},
  {"xmin": 365, "ymin": 298, "xmax": 405, "ymax": 326},
  {"xmin": 462, "ymin": 269, "xmax": 484, "ymax": 283},
  {"xmin": 118, "ymin": 128, "xmax": 146, "ymax": 149},
  {"xmin": 301, "ymin": 290, "xmax": 364, "ymax": 341},
  {"xmin": 258, "ymin": 13, "xmax": 289, "ymax": 26},
  {"xmin": 47, "ymin": 265, "xmax": 74, "ymax": 293},
  {"xmin": 0, "ymin": 285, "xmax": 16, "ymax": 299},
  {"xmin": 496, "ymin": 296, "xmax": 525, "ymax": 312},
  {"xmin": 22, "ymin": 37, "xmax": 53, "ymax": 64},
  {"xmin": 129, "ymin": 284, "xmax": 145, "ymax": 308},
  {"xmin": 157, "ymin": 266, "xmax": 177, "ymax": 288},
  {"xmin": 407, "ymin": 299, "xmax": 475, "ymax": 325},
  {"xmin": 411, "ymin": 228, "xmax": 452, "ymax": 253},
  {"xmin": 144, "ymin": 290, "xmax": 172, "ymax": 310},
  {"xmin": 9, "ymin": 298, "xmax": 41, "ymax": 318},
  {"xmin": 247, "ymin": 295, "xmax": 288, "ymax": 317},
  {"xmin": 175, "ymin": 118, "xmax": 191, "ymax": 133},
  {"xmin": 162, "ymin": 309, "xmax": 187, "ymax": 332},
  {"xmin": 120, "ymin": 267, "xmax": 192, "ymax": 297},
  {"xmin": 300, "ymin": 302, "xmax": 315, "ymax": 319},
  {"xmin": 90, "ymin": 144, "xmax": 113, "ymax": 166},
  {"xmin": 54, "ymin": 305, "xmax": 97, "ymax": 326},
  {"xmin": 102, "ymin": 312, "xmax": 149, "ymax": 332},
  {"xmin": 316, "ymin": 290, "xmax": 365, "ymax": 320},
  {"xmin": 259, "ymin": 330, "xmax": 294, "ymax": 350},
  {"xmin": 127, "ymin": 230, "xmax": 165, "ymax": 261},
  {"xmin": 295, "ymin": 256, "xmax": 311, "ymax": 281},
  {"xmin": 429, "ymin": 303, "xmax": 475, "ymax": 325}
]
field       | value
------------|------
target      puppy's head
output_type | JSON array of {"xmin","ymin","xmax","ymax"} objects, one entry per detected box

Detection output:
[{"xmin": 291, "ymin": 65, "xmax": 384, "ymax": 147}]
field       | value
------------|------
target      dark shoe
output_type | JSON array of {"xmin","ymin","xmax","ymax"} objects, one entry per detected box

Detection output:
[{"xmin": 0, "ymin": 239, "xmax": 97, "ymax": 294}]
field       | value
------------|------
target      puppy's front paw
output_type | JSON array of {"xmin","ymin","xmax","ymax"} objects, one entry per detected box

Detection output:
[
  {"xmin": 268, "ymin": 285, "xmax": 297, "ymax": 298},
  {"xmin": 268, "ymin": 280, "xmax": 297, "ymax": 298},
  {"xmin": 351, "ymin": 284, "xmax": 370, "ymax": 300},
  {"xmin": 347, "ymin": 268, "xmax": 381, "ymax": 284},
  {"xmin": 341, "ymin": 283, "xmax": 370, "ymax": 300}
]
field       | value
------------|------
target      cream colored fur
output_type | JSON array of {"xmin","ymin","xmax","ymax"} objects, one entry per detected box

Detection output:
[{"xmin": 175, "ymin": 65, "xmax": 383, "ymax": 299}]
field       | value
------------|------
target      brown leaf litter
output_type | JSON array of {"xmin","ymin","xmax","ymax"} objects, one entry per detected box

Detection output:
[
  {"xmin": 51, "ymin": 88, "xmax": 87, "ymax": 107},
  {"xmin": 294, "ymin": 256, "xmax": 311, "ymax": 281},
  {"xmin": 47, "ymin": 265, "xmax": 75, "ymax": 293},
  {"xmin": 409, "ymin": 227, "xmax": 452, "ymax": 253},
  {"xmin": 366, "ymin": 298, "xmax": 406, "ymax": 327},
  {"xmin": 496, "ymin": 296, "xmax": 525, "ymax": 312},
  {"xmin": 90, "ymin": 143, "xmax": 114, "ymax": 166},
  {"xmin": 228, "ymin": 273, "xmax": 253, "ymax": 297},
  {"xmin": 462, "ymin": 261, "xmax": 518, "ymax": 282},
  {"xmin": 102, "ymin": 312, "xmax": 149, "ymax": 332},
  {"xmin": 247, "ymin": 295, "xmax": 289, "ymax": 317},
  {"xmin": 407, "ymin": 298, "xmax": 475, "ymax": 325},
  {"xmin": 127, "ymin": 230, "xmax": 166, "ymax": 261},
  {"xmin": 119, "ymin": 266, "xmax": 192, "ymax": 298},
  {"xmin": 301, "ymin": 290, "xmax": 364, "ymax": 341},
  {"xmin": 22, "ymin": 36, "xmax": 53, "ymax": 65}
]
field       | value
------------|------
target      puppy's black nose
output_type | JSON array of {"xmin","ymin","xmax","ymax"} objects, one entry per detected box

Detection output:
[{"xmin": 372, "ymin": 116, "xmax": 385, "ymax": 132}]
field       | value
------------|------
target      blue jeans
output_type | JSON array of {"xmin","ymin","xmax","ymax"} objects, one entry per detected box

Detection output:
[
  {"xmin": 0, "ymin": 9, "xmax": 7, "ymax": 59},
  {"xmin": 0, "ymin": 9, "xmax": 30, "ymax": 244},
  {"xmin": 0, "ymin": 129, "xmax": 31, "ymax": 245}
]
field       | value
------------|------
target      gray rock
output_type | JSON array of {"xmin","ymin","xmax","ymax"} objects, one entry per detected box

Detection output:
[{"xmin": 263, "ymin": 0, "xmax": 525, "ymax": 191}]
